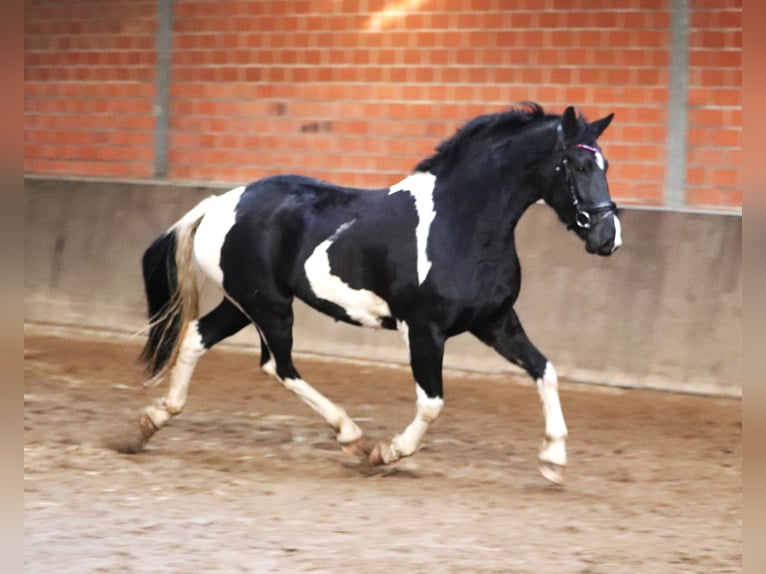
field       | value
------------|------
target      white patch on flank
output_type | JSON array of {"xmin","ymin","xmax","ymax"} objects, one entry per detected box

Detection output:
[
  {"xmin": 305, "ymin": 221, "xmax": 392, "ymax": 328},
  {"xmin": 388, "ymin": 171, "xmax": 437, "ymax": 285},
  {"xmin": 170, "ymin": 195, "xmax": 220, "ymax": 233},
  {"xmin": 193, "ymin": 186, "xmax": 247, "ymax": 286},
  {"xmin": 612, "ymin": 214, "xmax": 622, "ymax": 252},
  {"xmin": 594, "ymin": 151, "xmax": 605, "ymax": 170}
]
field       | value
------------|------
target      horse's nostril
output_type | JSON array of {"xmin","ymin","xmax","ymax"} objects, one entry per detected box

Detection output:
[{"xmin": 598, "ymin": 238, "xmax": 615, "ymax": 255}]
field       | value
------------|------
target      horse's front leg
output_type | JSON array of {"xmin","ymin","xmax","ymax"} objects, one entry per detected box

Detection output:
[
  {"xmin": 369, "ymin": 322, "xmax": 445, "ymax": 465},
  {"xmin": 472, "ymin": 309, "xmax": 568, "ymax": 484},
  {"xmin": 534, "ymin": 361, "xmax": 568, "ymax": 484}
]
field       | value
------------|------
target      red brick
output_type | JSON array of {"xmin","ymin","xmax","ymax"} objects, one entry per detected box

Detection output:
[
  {"xmin": 687, "ymin": 188, "xmax": 724, "ymax": 208},
  {"xmin": 713, "ymin": 129, "xmax": 741, "ymax": 147},
  {"xmin": 711, "ymin": 169, "xmax": 740, "ymax": 188},
  {"xmin": 718, "ymin": 189, "xmax": 742, "ymax": 208}
]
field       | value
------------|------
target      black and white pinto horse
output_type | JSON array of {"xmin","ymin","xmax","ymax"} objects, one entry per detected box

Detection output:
[{"xmin": 130, "ymin": 103, "xmax": 621, "ymax": 484}]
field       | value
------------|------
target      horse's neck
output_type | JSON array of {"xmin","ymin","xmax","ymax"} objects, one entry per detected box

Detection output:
[{"xmin": 433, "ymin": 171, "xmax": 541, "ymax": 236}]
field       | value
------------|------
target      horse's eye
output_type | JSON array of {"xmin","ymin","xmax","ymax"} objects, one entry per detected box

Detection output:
[{"xmin": 576, "ymin": 165, "xmax": 586, "ymax": 173}]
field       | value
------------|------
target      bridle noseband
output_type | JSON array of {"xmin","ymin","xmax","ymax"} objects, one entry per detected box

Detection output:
[{"xmin": 555, "ymin": 125, "xmax": 617, "ymax": 230}]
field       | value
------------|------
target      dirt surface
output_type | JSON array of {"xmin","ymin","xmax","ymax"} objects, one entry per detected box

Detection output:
[{"xmin": 24, "ymin": 329, "xmax": 741, "ymax": 573}]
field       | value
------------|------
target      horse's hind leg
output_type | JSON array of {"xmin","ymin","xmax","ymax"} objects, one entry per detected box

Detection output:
[
  {"xmin": 242, "ymin": 299, "xmax": 364, "ymax": 449},
  {"xmin": 124, "ymin": 299, "xmax": 250, "ymax": 452}
]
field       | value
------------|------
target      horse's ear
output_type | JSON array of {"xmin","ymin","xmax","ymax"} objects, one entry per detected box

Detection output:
[
  {"xmin": 589, "ymin": 113, "xmax": 615, "ymax": 138},
  {"xmin": 561, "ymin": 106, "xmax": 580, "ymax": 141}
]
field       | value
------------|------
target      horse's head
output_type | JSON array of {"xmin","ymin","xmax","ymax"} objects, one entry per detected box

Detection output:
[{"xmin": 545, "ymin": 106, "xmax": 621, "ymax": 256}]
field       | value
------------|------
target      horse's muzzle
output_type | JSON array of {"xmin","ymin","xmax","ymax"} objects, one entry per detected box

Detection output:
[
  {"xmin": 585, "ymin": 213, "xmax": 621, "ymax": 256},
  {"xmin": 586, "ymin": 240, "xmax": 618, "ymax": 256}
]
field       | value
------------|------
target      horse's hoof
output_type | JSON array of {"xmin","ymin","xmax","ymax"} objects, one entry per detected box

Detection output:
[
  {"xmin": 110, "ymin": 413, "xmax": 157, "ymax": 454},
  {"xmin": 341, "ymin": 437, "xmax": 370, "ymax": 458},
  {"xmin": 368, "ymin": 442, "xmax": 390, "ymax": 466},
  {"xmin": 106, "ymin": 424, "xmax": 149, "ymax": 454},
  {"xmin": 139, "ymin": 413, "xmax": 159, "ymax": 440},
  {"xmin": 111, "ymin": 437, "xmax": 145, "ymax": 455},
  {"xmin": 539, "ymin": 461, "xmax": 566, "ymax": 485}
]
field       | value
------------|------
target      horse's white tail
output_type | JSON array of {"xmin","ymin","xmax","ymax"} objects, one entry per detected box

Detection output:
[{"xmin": 139, "ymin": 196, "xmax": 217, "ymax": 385}]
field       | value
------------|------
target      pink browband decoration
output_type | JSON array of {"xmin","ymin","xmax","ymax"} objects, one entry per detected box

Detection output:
[{"xmin": 576, "ymin": 144, "xmax": 602, "ymax": 154}]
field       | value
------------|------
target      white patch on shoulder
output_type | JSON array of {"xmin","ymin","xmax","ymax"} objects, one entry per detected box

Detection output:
[
  {"xmin": 193, "ymin": 186, "xmax": 246, "ymax": 286},
  {"xmin": 388, "ymin": 171, "xmax": 437, "ymax": 285},
  {"xmin": 305, "ymin": 221, "xmax": 392, "ymax": 328},
  {"xmin": 594, "ymin": 151, "xmax": 605, "ymax": 170}
]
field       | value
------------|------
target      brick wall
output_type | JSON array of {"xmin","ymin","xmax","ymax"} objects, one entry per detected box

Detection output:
[
  {"xmin": 25, "ymin": 0, "xmax": 157, "ymax": 178},
  {"xmin": 686, "ymin": 0, "xmax": 742, "ymax": 208},
  {"xmin": 24, "ymin": 0, "xmax": 742, "ymax": 210}
]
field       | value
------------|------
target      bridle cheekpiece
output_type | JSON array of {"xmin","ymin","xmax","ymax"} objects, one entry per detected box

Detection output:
[{"xmin": 555, "ymin": 124, "xmax": 617, "ymax": 230}]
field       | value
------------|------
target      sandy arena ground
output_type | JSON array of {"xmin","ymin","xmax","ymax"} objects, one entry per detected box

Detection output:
[{"xmin": 24, "ymin": 329, "xmax": 741, "ymax": 573}]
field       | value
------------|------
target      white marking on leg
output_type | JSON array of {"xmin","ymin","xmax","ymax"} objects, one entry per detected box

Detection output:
[
  {"xmin": 193, "ymin": 185, "xmax": 247, "ymax": 286},
  {"xmin": 611, "ymin": 214, "xmax": 622, "ymax": 252},
  {"xmin": 397, "ymin": 320, "xmax": 410, "ymax": 351},
  {"xmin": 388, "ymin": 171, "xmax": 437, "ymax": 284},
  {"xmin": 304, "ymin": 221, "xmax": 392, "ymax": 327},
  {"xmin": 282, "ymin": 378, "xmax": 363, "ymax": 444},
  {"xmin": 144, "ymin": 320, "xmax": 206, "ymax": 429},
  {"xmin": 536, "ymin": 361, "xmax": 568, "ymax": 466},
  {"xmin": 261, "ymin": 357, "xmax": 277, "ymax": 377},
  {"xmin": 387, "ymin": 385, "xmax": 444, "ymax": 461}
]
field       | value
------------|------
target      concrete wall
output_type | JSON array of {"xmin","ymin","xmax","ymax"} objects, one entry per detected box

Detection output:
[{"xmin": 25, "ymin": 177, "xmax": 741, "ymax": 396}]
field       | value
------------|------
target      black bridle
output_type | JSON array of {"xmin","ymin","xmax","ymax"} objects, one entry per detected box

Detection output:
[{"xmin": 555, "ymin": 125, "xmax": 617, "ymax": 230}]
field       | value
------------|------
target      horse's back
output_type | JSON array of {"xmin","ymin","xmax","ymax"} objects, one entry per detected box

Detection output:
[{"xmin": 194, "ymin": 175, "xmax": 388, "ymax": 297}]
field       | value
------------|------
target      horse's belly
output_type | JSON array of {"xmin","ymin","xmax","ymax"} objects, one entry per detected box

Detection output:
[{"xmin": 303, "ymin": 244, "xmax": 392, "ymax": 329}]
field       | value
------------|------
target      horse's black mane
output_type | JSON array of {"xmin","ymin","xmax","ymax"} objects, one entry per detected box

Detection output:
[{"xmin": 415, "ymin": 102, "xmax": 555, "ymax": 173}]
